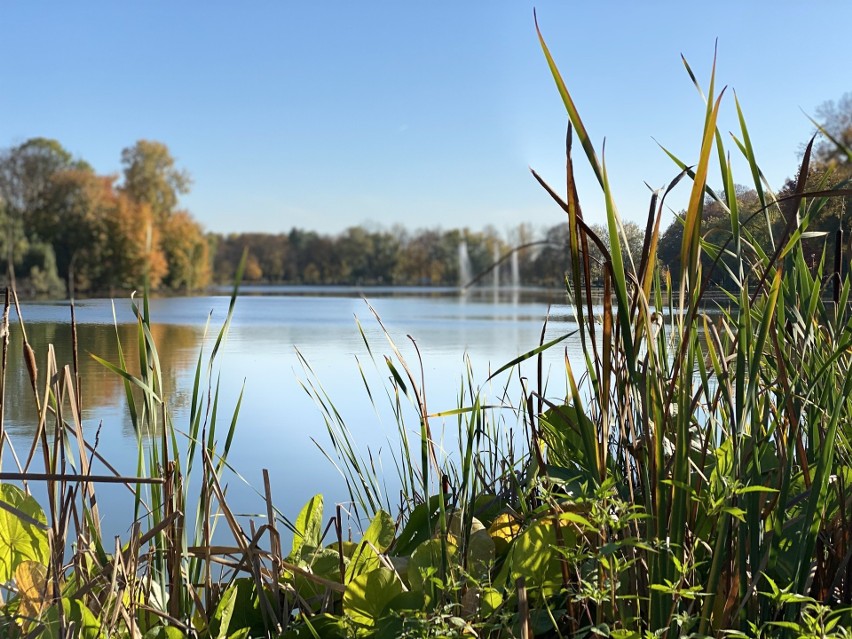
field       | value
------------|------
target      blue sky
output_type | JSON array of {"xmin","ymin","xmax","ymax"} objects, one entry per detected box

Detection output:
[{"xmin": 1, "ymin": 2, "xmax": 850, "ymax": 237}]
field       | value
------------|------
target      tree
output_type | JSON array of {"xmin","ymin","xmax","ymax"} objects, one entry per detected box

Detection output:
[
  {"xmin": 31, "ymin": 169, "xmax": 114, "ymax": 294},
  {"xmin": 530, "ymin": 223, "xmax": 569, "ymax": 285},
  {"xmin": 161, "ymin": 211, "xmax": 211, "ymax": 291},
  {"xmin": 120, "ymin": 140, "xmax": 191, "ymax": 223},
  {"xmin": 100, "ymin": 194, "xmax": 167, "ymax": 291},
  {"xmin": 589, "ymin": 220, "xmax": 646, "ymax": 282},
  {"xmin": 0, "ymin": 138, "xmax": 83, "ymax": 286},
  {"xmin": 814, "ymin": 93, "xmax": 852, "ymax": 166},
  {"xmin": 0, "ymin": 138, "xmax": 79, "ymax": 217}
]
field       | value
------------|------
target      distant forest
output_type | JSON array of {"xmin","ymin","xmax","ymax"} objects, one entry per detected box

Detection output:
[{"xmin": 1, "ymin": 93, "xmax": 850, "ymax": 296}]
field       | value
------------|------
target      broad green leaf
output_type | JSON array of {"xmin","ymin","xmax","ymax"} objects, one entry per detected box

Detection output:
[
  {"xmin": 0, "ymin": 484, "xmax": 48, "ymax": 583},
  {"xmin": 227, "ymin": 577, "xmax": 269, "ymax": 638},
  {"xmin": 480, "ymin": 587, "xmax": 503, "ymax": 618},
  {"xmin": 467, "ymin": 528, "xmax": 496, "ymax": 580},
  {"xmin": 290, "ymin": 494, "xmax": 324, "ymax": 560},
  {"xmin": 292, "ymin": 547, "xmax": 344, "ymax": 606},
  {"xmin": 344, "ymin": 540, "xmax": 381, "ymax": 584},
  {"xmin": 502, "ymin": 515, "xmax": 579, "ymax": 597},
  {"xmin": 408, "ymin": 538, "xmax": 458, "ymax": 600},
  {"xmin": 362, "ymin": 510, "xmax": 395, "ymax": 553},
  {"xmin": 343, "ymin": 568, "xmax": 404, "ymax": 627},
  {"xmin": 42, "ymin": 598, "xmax": 103, "ymax": 639},
  {"xmin": 391, "ymin": 496, "xmax": 443, "ymax": 556}
]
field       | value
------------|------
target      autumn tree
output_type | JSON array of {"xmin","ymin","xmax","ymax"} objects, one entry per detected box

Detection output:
[
  {"xmin": 100, "ymin": 194, "xmax": 167, "ymax": 291},
  {"xmin": 160, "ymin": 211, "xmax": 211, "ymax": 291},
  {"xmin": 120, "ymin": 141, "xmax": 213, "ymax": 290},
  {"xmin": 784, "ymin": 93, "xmax": 852, "ymax": 273},
  {"xmin": 120, "ymin": 140, "xmax": 191, "ymax": 223}
]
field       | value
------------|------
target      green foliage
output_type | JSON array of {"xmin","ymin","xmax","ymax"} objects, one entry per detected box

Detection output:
[
  {"xmin": 343, "ymin": 567, "xmax": 405, "ymax": 627},
  {"xmin": 41, "ymin": 598, "xmax": 104, "ymax": 639},
  {"xmin": 290, "ymin": 494, "xmax": 324, "ymax": 560}
]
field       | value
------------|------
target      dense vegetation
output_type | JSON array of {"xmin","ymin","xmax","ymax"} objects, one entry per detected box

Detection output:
[{"xmin": 3, "ymin": 26, "xmax": 852, "ymax": 639}]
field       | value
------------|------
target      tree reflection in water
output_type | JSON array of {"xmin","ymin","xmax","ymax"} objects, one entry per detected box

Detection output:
[{"xmin": 3, "ymin": 320, "xmax": 202, "ymax": 440}]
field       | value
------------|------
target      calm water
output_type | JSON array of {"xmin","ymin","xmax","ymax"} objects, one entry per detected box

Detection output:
[{"xmin": 3, "ymin": 287, "xmax": 582, "ymax": 535}]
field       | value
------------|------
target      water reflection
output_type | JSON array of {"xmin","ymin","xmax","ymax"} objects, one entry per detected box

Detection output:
[{"xmin": 4, "ymin": 320, "xmax": 202, "ymax": 439}]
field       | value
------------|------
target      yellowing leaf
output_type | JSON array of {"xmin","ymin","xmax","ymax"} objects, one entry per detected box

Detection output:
[
  {"xmin": 15, "ymin": 560, "xmax": 47, "ymax": 624},
  {"xmin": 489, "ymin": 513, "xmax": 521, "ymax": 544},
  {"xmin": 0, "ymin": 484, "xmax": 48, "ymax": 583}
]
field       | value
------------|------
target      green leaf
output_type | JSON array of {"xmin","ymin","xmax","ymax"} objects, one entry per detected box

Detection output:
[
  {"xmin": 363, "ymin": 510, "xmax": 396, "ymax": 553},
  {"xmin": 226, "ymin": 577, "xmax": 269, "ymax": 638},
  {"xmin": 345, "ymin": 540, "xmax": 382, "ymax": 584},
  {"xmin": 501, "ymin": 515, "xmax": 578, "ymax": 597},
  {"xmin": 283, "ymin": 613, "xmax": 347, "ymax": 639},
  {"xmin": 143, "ymin": 627, "xmax": 186, "ymax": 639},
  {"xmin": 721, "ymin": 506, "xmax": 747, "ymax": 521},
  {"xmin": 210, "ymin": 584, "xmax": 238, "ymax": 639},
  {"xmin": 290, "ymin": 494, "xmax": 324, "ymax": 560},
  {"xmin": 42, "ymin": 599, "xmax": 104, "ymax": 639},
  {"xmin": 408, "ymin": 538, "xmax": 454, "ymax": 594},
  {"xmin": 0, "ymin": 484, "xmax": 48, "ymax": 583},
  {"xmin": 467, "ymin": 528, "xmax": 496, "ymax": 580},
  {"xmin": 391, "ymin": 496, "xmax": 443, "ymax": 556},
  {"xmin": 343, "ymin": 568, "xmax": 404, "ymax": 627}
]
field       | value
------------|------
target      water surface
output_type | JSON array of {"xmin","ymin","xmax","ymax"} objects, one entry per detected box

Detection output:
[{"xmin": 3, "ymin": 287, "xmax": 582, "ymax": 534}]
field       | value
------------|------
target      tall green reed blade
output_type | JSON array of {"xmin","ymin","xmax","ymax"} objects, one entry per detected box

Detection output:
[
  {"xmin": 735, "ymin": 92, "xmax": 776, "ymax": 250},
  {"xmin": 681, "ymin": 89, "xmax": 725, "ymax": 297},
  {"xmin": 601, "ymin": 156, "xmax": 637, "ymax": 375},
  {"xmin": 535, "ymin": 12, "xmax": 603, "ymax": 188},
  {"xmin": 682, "ymin": 48, "xmax": 734, "ymax": 210},
  {"xmin": 723, "ymin": 152, "xmax": 744, "ymax": 284},
  {"xmin": 364, "ymin": 301, "xmax": 440, "ymax": 503}
]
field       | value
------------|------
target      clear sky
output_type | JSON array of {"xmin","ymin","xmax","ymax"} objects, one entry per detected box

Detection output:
[{"xmin": 1, "ymin": 2, "xmax": 850, "ymax": 237}]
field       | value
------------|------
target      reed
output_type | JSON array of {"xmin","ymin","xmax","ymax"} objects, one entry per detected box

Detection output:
[
  {"xmin": 297, "ymin": 24, "xmax": 852, "ymax": 639},
  {"xmin": 1, "ymin": 22, "xmax": 852, "ymax": 639}
]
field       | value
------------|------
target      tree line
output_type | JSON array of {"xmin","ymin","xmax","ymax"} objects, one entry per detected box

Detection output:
[
  {"xmin": 2, "ymin": 93, "xmax": 849, "ymax": 296},
  {"xmin": 210, "ymin": 222, "xmax": 646, "ymax": 287}
]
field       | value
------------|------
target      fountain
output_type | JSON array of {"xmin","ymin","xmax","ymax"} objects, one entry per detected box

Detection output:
[
  {"xmin": 493, "ymin": 244, "xmax": 501, "ymax": 290},
  {"xmin": 510, "ymin": 250, "xmax": 520, "ymax": 289},
  {"xmin": 458, "ymin": 240, "xmax": 472, "ymax": 289}
]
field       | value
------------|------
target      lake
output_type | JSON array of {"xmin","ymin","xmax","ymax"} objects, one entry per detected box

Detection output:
[{"xmin": 2, "ymin": 286, "xmax": 582, "ymax": 537}]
